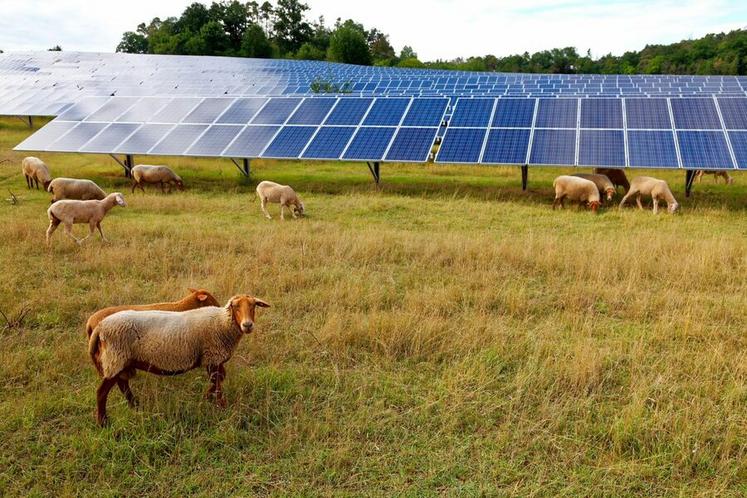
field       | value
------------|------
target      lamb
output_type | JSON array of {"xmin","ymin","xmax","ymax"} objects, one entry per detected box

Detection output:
[
  {"xmin": 571, "ymin": 173, "xmax": 616, "ymax": 202},
  {"xmin": 552, "ymin": 175, "xmax": 600, "ymax": 213},
  {"xmin": 84, "ymin": 288, "xmax": 220, "ymax": 338},
  {"xmin": 255, "ymin": 180, "xmax": 305, "ymax": 220},
  {"xmin": 88, "ymin": 294, "xmax": 270, "ymax": 426},
  {"xmin": 619, "ymin": 176, "xmax": 679, "ymax": 214},
  {"xmin": 21, "ymin": 157, "xmax": 52, "ymax": 190},
  {"xmin": 695, "ymin": 170, "xmax": 734, "ymax": 185},
  {"xmin": 46, "ymin": 192, "xmax": 126, "ymax": 246},
  {"xmin": 48, "ymin": 177, "xmax": 106, "ymax": 203},
  {"xmin": 131, "ymin": 165, "xmax": 184, "ymax": 193},
  {"xmin": 593, "ymin": 168, "xmax": 630, "ymax": 193}
]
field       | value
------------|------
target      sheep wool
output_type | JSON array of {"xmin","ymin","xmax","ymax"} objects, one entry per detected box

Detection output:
[
  {"xmin": 21, "ymin": 157, "xmax": 52, "ymax": 190},
  {"xmin": 48, "ymin": 177, "xmax": 106, "ymax": 202}
]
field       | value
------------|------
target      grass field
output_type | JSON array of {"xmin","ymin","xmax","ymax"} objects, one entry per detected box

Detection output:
[{"xmin": 0, "ymin": 116, "xmax": 746, "ymax": 496}]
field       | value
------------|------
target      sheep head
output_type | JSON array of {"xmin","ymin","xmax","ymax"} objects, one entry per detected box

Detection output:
[
  {"xmin": 187, "ymin": 288, "xmax": 220, "ymax": 307},
  {"xmin": 112, "ymin": 193, "xmax": 127, "ymax": 207},
  {"xmin": 175, "ymin": 179, "xmax": 185, "ymax": 191},
  {"xmin": 589, "ymin": 201, "xmax": 600, "ymax": 213},
  {"xmin": 295, "ymin": 201, "xmax": 305, "ymax": 217},
  {"xmin": 227, "ymin": 294, "xmax": 270, "ymax": 334},
  {"xmin": 605, "ymin": 188, "xmax": 615, "ymax": 202},
  {"xmin": 668, "ymin": 202, "xmax": 680, "ymax": 214}
]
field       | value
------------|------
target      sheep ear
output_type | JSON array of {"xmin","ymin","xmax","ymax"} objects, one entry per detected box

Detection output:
[
  {"xmin": 254, "ymin": 299, "xmax": 270, "ymax": 308},
  {"xmin": 196, "ymin": 293, "xmax": 209, "ymax": 301}
]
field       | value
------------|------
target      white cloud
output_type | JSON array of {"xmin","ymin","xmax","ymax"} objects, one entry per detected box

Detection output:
[{"xmin": 0, "ymin": 0, "xmax": 745, "ymax": 61}]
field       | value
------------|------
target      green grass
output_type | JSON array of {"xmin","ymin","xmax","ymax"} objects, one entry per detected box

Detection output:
[{"xmin": 0, "ymin": 116, "xmax": 746, "ymax": 496}]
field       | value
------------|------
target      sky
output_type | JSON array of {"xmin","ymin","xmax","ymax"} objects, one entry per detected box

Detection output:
[{"xmin": 1, "ymin": 0, "xmax": 746, "ymax": 60}]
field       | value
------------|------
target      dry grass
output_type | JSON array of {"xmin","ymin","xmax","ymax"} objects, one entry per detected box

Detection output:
[{"xmin": 0, "ymin": 116, "xmax": 746, "ymax": 496}]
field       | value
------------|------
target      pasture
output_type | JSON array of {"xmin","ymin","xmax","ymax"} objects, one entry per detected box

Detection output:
[{"xmin": 0, "ymin": 116, "xmax": 745, "ymax": 496}]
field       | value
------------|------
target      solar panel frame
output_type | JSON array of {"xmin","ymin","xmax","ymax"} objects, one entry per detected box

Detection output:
[{"xmin": 728, "ymin": 131, "xmax": 747, "ymax": 169}]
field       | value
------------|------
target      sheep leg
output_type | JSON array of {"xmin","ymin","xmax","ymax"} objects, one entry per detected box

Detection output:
[
  {"xmin": 280, "ymin": 204, "xmax": 286, "ymax": 220},
  {"xmin": 46, "ymin": 219, "xmax": 60, "ymax": 245},
  {"xmin": 635, "ymin": 194, "xmax": 643, "ymax": 210},
  {"xmin": 116, "ymin": 378, "xmax": 137, "ymax": 408},
  {"xmin": 63, "ymin": 223, "xmax": 81, "ymax": 245},
  {"xmin": 96, "ymin": 377, "xmax": 118, "ymax": 426},
  {"xmin": 131, "ymin": 181, "xmax": 137, "ymax": 194},
  {"xmin": 260, "ymin": 198, "xmax": 272, "ymax": 219},
  {"xmin": 205, "ymin": 364, "xmax": 227, "ymax": 408},
  {"xmin": 25, "ymin": 174, "xmax": 31, "ymax": 189},
  {"xmin": 160, "ymin": 181, "xmax": 167, "ymax": 194},
  {"xmin": 618, "ymin": 192, "xmax": 632, "ymax": 209},
  {"xmin": 96, "ymin": 222, "xmax": 107, "ymax": 242},
  {"xmin": 652, "ymin": 197, "xmax": 659, "ymax": 214},
  {"xmin": 80, "ymin": 221, "xmax": 96, "ymax": 243}
]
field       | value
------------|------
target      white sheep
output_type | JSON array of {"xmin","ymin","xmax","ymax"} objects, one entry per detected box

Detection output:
[
  {"xmin": 48, "ymin": 178, "xmax": 107, "ymax": 203},
  {"xmin": 619, "ymin": 176, "xmax": 679, "ymax": 214},
  {"xmin": 21, "ymin": 157, "xmax": 52, "ymax": 190},
  {"xmin": 695, "ymin": 170, "xmax": 734, "ymax": 185},
  {"xmin": 552, "ymin": 175, "xmax": 601, "ymax": 213},
  {"xmin": 46, "ymin": 192, "xmax": 127, "ymax": 246},
  {"xmin": 88, "ymin": 294, "xmax": 270, "ymax": 426},
  {"xmin": 572, "ymin": 173, "xmax": 616, "ymax": 202},
  {"xmin": 131, "ymin": 165, "xmax": 184, "ymax": 193},
  {"xmin": 255, "ymin": 180, "xmax": 305, "ymax": 220}
]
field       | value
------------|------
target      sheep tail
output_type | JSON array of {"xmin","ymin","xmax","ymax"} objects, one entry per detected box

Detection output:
[
  {"xmin": 88, "ymin": 327, "xmax": 104, "ymax": 377},
  {"xmin": 47, "ymin": 183, "xmax": 53, "ymax": 193}
]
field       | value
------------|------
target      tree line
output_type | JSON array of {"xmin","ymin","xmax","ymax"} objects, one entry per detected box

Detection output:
[{"xmin": 115, "ymin": 1, "xmax": 747, "ymax": 75}]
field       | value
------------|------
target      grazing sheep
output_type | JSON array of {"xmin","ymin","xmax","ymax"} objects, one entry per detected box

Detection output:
[
  {"xmin": 85, "ymin": 288, "xmax": 220, "ymax": 338},
  {"xmin": 48, "ymin": 178, "xmax": 106, "ymax": 203},
  {"xmin": 571, "ymin": 173, "xmax": 616, "ymax": 202},
  {"xmin": 21, "ymin": 157, "xmax": 52, "ymax": 190},
  {"xmin": 255, "ymin": 180, "xmax": 304, "ymax": 220},
  {"xmin": 552, "ymin": 175, "xmax": 601, "ymax": 213},
  {"xmin": 46, "ymin": 192, "xmax": 126, "ymax": 246},
  {"xmin": 131, "ymin": 165, "xmax": 184, "ymax": 193},
  {"xmin": 619, "ymin": 176, "xmax": 679, "ymax": 214},
  {"xmin": 593, "ymin": 168, "xmax": 630, "ymax": 193},
  {"xmin": 695, "ymin": 170, "xmax": 734, "ymax": 185},
  {"xmin": 88, "ymin": 294, "xmax": 270, "ymax": 426}
]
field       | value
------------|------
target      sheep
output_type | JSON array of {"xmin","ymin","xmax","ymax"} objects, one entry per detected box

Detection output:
[
  {"xmin": 46, "ymin": 192, "xmax": 126, "ymax": 246},
  {"xmin": 694, "ymin": 170, "xmax": 734, "ymax": 185},
  {"xmin": 48, "ymin": 178, "xmax": 106, "ymax": 203},
  {"xmin": 21, "ymin": 157, "xmax": 52, "ymax": 190},
  {"xmin": 619, "ymin": 176, "xmax": 679, "ymax": 214},
  {"xmin": 85, "ymin": 288, "xmax": 220, "ymax": 338},
  {"xmin": 255, "ymin": 180, "xmax": 305, "ymax": 220},
  {"xmin": 571, "ymin": 173, "xmax": 616, "ymax": 202},
  {"xmin": 131, "ymin": 165, "xmax": 184, "ymax": 194},
  {"xmin": 552, "ymin": 175, "xmax": 600, "ymax": 213},
  {"xmin": 88, "ymin": 294, "xmax": 270, "ymax": 426},
  {"xmin": 593, "ymin": 168, "xmax": 630, "ymax": 193}
]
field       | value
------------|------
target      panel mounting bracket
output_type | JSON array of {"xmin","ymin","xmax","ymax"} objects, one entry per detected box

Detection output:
[
  {"xmin": 230, "ymin": 158, "xmax": 251, "ymax": 177},
  {"xmin": 521, "ymin": 164, "xmax": 528, "ymax": 191},
  {"xmin": 110, "ymin": 154, "xmax": 133, "ymax": 177},
  {"xmin": 685, "ymin": 169, "xmax": 696, "ymax": 198},
  {"xmin": 367, "ymin": 162, "xmax": 381, "ymax": 184}
]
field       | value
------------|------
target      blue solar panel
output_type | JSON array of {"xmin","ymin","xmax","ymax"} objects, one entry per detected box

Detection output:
[
  {"xmin": 216, "ymin": 98, "xmax": 267, "ymax": 124},
  {"xmin": 717, "ymin": 98, "xmax": 747, "ymax": 129},
  {"xmin": 363, "ymin": 98, "xmax": 410, "ymax": 126},
  {"xmin": 187, "ymin": 125, "xmax": 243, "ymax": 156},
  {"xmin": 80, "ymin": 123, "xmax": 140, "ymax": 153},
  {"xmin": 436, "ymin": 128, "xmax": 486, "ymax": 163},
  {"xmin": 287, "ymin": 98, "xmax": 336, "ymax": 125},
  {"xmin": 251, "ymin": 98, "xmax": 302, "ymax": 125},
  {"xmin": 529, "ymin": 129, "xmax": 576, "ymax": 165},
  {"xmin": 482, "ymin": 129, "xmax": 530, "ymax": 164},
  {"xmin": 450, "ymin": 99, "xmax": 494, "ymax": 127},
  {"xmin": 116, "ymin": 124, "xmax": 174, "ymax": 154},
  {"xmin": 151, "ymin": 124, "xmax": 208, "ymax": 155},
  {"xmin": 624, "ymin": 98, "xmax": 671, "ymax": 129},
  {"xmin": 401, "ymin": 98, "xmax": 448, "ymax": 126},
  {"xmin": 324, "ymin": 98, "xmax": 373, "ymax": 125},
  {"xmin": 301, "ymin": 126, "xmax": 355, "ymax": 159},
  {"xmin": 222, "ymin": 126, "xmax": 279, "ymax": 157},
  {"xmin": 343, "ymin": 127, "xmax": 396, "ymax": 160},
  {"xmin": 579, "ymin": 130, "xmax": 625, "ymax": 166},
  {"xmin": 49, "ymin": 122, "xmax": 108, "ymax": 151},
  {"xmin": 729, "ymin": 132, "xmax": 747, "ymax": 169},
  {"xmin": 182, "ymin": 98, "xmax": 233, "ymax": 124},
  {"xmin": 627, "ymin": 131, "xmax": 679, "ymax": 168},
  {"xmin": 151, "ymin": 98, "xmax": 203, "ymax": 123},
  {"xmin": 535, "ymin": 99, "xmax": 577, "ymax": 128},
  {"xmin": 677, "ymin": 131, "xmax": 734, "ymax": 168},
  {"xmin": 580, "ymin": 99, "xmax": 623, "ymax": 128},
  {"xmin": 491, "ymin": 99, "xmax": 535, "ymax": 127},
  {"xmin": 385, "ymin": 128, "xmax": 437, "ymax": 162},
  {"xmin": 671, "ymin": 98, "xmax": 721, "ymax": 129},
  {"xmin": 263, "ymin": 126, "xmax": 316, "ymax": 158}
]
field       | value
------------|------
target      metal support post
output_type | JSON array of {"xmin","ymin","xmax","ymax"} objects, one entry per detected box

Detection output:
[
  {"xmin": 521, "ymin": 164, "xmax": 528, "ymax": 191},
  {"xmin": 367, "ymin": 162, "xmax": 381, "ymax": 184}
]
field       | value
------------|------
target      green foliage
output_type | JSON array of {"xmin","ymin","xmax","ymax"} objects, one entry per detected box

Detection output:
[
  {"xmin": 116, "ymin": 31, "xmax": 148, "ymax": 54},
  {"xmin": 272, "ymin": 0, "xmax": 312, "ymax": 54},
  {"xmin": 241, "ymin": 23, "xmax": 273, "ymax": 58},
  {"xmin": 309, "ymin": 76, "xmax": 352, "ymax": 93},
  {"xmin": 295, "ymin": 42, "xmax": 326, "ymax": 61},
  {"xmin": 327, "ymin": 21, "xmax": 371, "ymax": 65}
]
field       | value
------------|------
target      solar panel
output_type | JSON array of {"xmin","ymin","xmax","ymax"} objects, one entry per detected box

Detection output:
[
  {"xmin": 401, "ymin": 98, "xmax": 448, "ymax": 126},
  {"xmin": 182, "ymin": 98, "xmax": 233, "ymax": 124},
  {"xmin": 117, "ymin": 97, "xmax": 172, "ymax": 122},
  {"xmin": 85, "ymin": 97, "xmax": 139, "ymax": 121},
  {"xmin": 114, "ymin": 123, "xmax": 174, "ymax": 154},
  {"xmin": 343, "ymin": 127, "xmax": 396, "ymax": 160},
  {"xmin": 263, "ymin": 126, "xmax": 316, "ymax": 158},
  {"xmin": 717, "ymin": 98, "xmax": 747, "ymax": 129},
  {"xmin": 48, "ymin": 122, "xmax": 108, "ymax": 151},
  {"xmin": 580, "ymin": 99, "xmax": 622, "ymax": 128},
  {"xmin": 301, "ymin": 126, "xmax": 355, "ymax": 159},
  {"xmin": 627, "ymin": 131, "xmax": 679, "ymax": 168},
  {"xmin": 385, "ymin": 127, "xmax": 438, "ymax": 162},
  {"xmin": 14, "ymin": 120, "xmax": 78, "ymax": 150},
  {"xmin": 151, "ymin": 98, "xmax": 203, "ymax": 123},
  {"xmin": 324, "ymin": 98, "xmax": 373, "ymax": 125},
  {"xmin": 287, "ymin": 98, "xmax": 336, "ymax": 124},
  {"xmin": 363, "ymin": 98, "xmax": 410, "ymax": 126},
  {"xmin": 450, "ymin": 98, "xmax": 494, "ymax": 127},
  {"xmin": 56, "ymin": 97, "xmax": 110, "ymax": 121},
  {"xmin": 728, "ymin": 131, "xmax": 747, "ymax": 168},
  {"xmin": 625, "ymin": 98, "xmax": 671, "ymax": 129},
  {"xmin": 579, "ymin": 130, "xmax": 625, "ymax": 166},
  {"xmin": 250, "ymin": 97, "xmax": 302, "ymax": 124},
  {"xmin": 216, "ymin": 98, "xmax": 267, "ymax": 124},
  {"xmin": 535, "ymin": 99, "xmax": 577, "ymax": 128},
  {"xmin": 671, "ymin": 98, "xmax": 721, "ymax": 130},
  {"xmin": 222, "ymin": 125, "xmax": 279, "ymax": 157},
  {"xmin": 80, "ymin": 123, "xmax": 140, "ymax": 153},
  {"xmin": 491, "ymin": 99, "xmax": 535, "ymax": 127},
  {"xmin": 436, "ymin": 128, "xmax": 486, "ymax": 163},
  {"xmin": 186, "ymin": 125, "xmax": 243, "ymax": 156},
  {"xmin": 529, "ymin": 129, "xmax": 576, "ymax": 165},
  {"xmin": 677, "ymin": 131, "xmax": 734, "ymax": 169},
  {"xmin": 150, "ymin": 124, "xmax": 209, "ymax": 155},
  {"xmin": 481, "ymin": 129, "xmax": 530, "ymax": 164}
]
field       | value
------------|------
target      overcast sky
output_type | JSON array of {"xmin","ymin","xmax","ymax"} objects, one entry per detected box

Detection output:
[{"xmin": 1, "ymin": 0, "xmax": 746, "ymax": 60}]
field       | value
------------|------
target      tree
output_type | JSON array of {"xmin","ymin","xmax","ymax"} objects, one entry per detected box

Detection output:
[
  {"xmin": 369, "ymin": 30, "xmax": 395, "ymax": 64},
  {"xmin": 296, "ymin": 42, "xmax": 326, "ymax": 61},
  {"xmin": 176, "ymin": 2, "xmax": 211, "ymax": 34},
  {"xmin": 116, "ymin": 32, "xmax": 148, "ymax": 53},
  {"xmin": 196, "ymin": 20, "xmax": 230, "ymax": 55},
  {"xmin": 273, "ymin": 0, "xmax": 312, "ymax": 55},
  {"xmin": 327, "ymin": 22, "xmax": 371, "ymax": 65},
  {"xmin": 211, "ymin": 0, "xmax": 248, "ymax": 51},
  {"xmin": 48, "ymin": 45, "xmax": 62, "ymax": 51},
  {"xmin": 399, "ymin": 46, "xmax": 416, "ymax": 60},
  {"xmin": 241, "ymin": 23, "xmax": 273, "ymax": 58}
]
